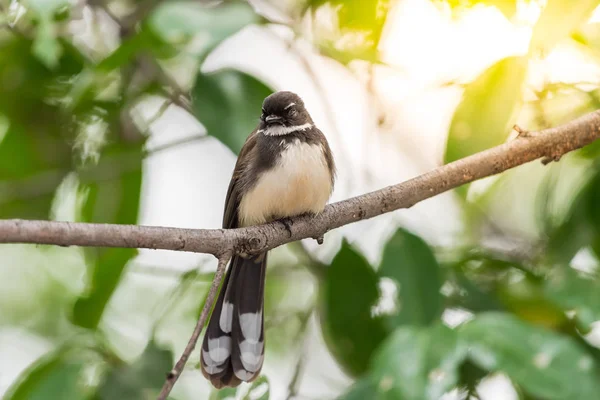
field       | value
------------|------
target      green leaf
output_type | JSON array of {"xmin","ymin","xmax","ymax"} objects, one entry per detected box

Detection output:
[
  {"xmin": 319, "ymin": 239, "xmax": 388, "ymax": 377},
  {"xmin": 481, "ymin": 0, "xmax": 517, "ymax": 18},
  {"xmin": 378, "ymin": 228, "xmax": 443, "ymax": 328},
  {"xmin": 450, "ymin": 266, "xmax": 504, "ymax": 313},
  {"xmin": 191, "ymin": 69, "xmax": 274, "ymax": 154},
  {"xmin": 496, "ymin": 274, "xmax": 567, "ymax": 330},
  {"xmin": 72, "ymin": 137, "xmax": 144, "ymax": 329},
  {"xmin": 0, "ymin": 36, "xmax": 83, "ymax": 218},
  {"xmin": 0, "ymin": 124, "xmax": 72, "ymax": 219},
  {"xmin": 96, "ymin": 34, "xmax": 153, "ymax": 72},
  {"xmin": 461, "ymin": 312, "xmax": 600, "ymax": 400},
  {"xmin": 338, "ymin": 378, "xmax": 384, "ymax": 400},
  {"xmin": 243, "ymin": 376, "xmax": 270, "ymax": 400},
  {"xmin": 531, "ymin": 0, "xmax": 599, "ymax": 51},
  {"xmin": 308, "ymin": 0, "xmax": 392, "ymax": 63},
  {"xmin": 442, "ymin": 0, "xmax": 518, "ymax": 19},
  {"xmin": 95, "ymin": 340, "xmax": 173, "ymax": 400},
  {"xmin": 544, "ymin": 267, "xmax": 600, "ymax": 330},
  {"xmin": 369, "ymin": 324, "xmax": 467, "ymax": 400},
  {"xmin": 24, "ymin": 0, "xmax": 70, "ymax": 68},
  {"xmin": 444, "ymin": 56, "xmax": 528, "ymax": 165},
  {"xmin": 4, "ymin": 349, "xmax": 87, "ymax": 400},
  {"xmin": 209, "ymin": 387, "xmax": 237, "ymax": 400},
  {"xmin": 547, "ymin": 166, "xmax": 600, "ymax": 263},
  {"xmin": 148, "ymin": 1, "xmax": 258, "ymax": 59}
]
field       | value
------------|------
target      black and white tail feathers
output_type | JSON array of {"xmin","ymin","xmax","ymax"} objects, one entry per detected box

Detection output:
[{"xmin": 200, "ymin": 253, "xmax": 267, "ymax": 388}]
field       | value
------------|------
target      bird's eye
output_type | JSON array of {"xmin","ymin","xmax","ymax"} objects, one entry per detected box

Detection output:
[{"xmin": 288, "ymin": 108, "xmax": 297, "ymax": 116}]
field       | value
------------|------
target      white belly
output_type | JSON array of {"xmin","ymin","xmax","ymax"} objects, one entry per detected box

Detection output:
[{"xmin": 239, "ymin": 140, "xmax": 332, "ymax": 227}]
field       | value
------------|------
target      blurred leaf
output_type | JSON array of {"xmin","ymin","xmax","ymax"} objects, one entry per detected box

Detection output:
[
  {"xmin": 0, "ymin": 36, "xmax": 83, "ymax": 118},
  {"xmin": 243, "ymin": 376, "xmax": 270, "ymax": 400},
  {"xmin": 210, "ymin": 387, "xmax": 237, "ymax": 400},
  {"xmin": 547, "ymin": 165, "xmax": 600, "ymax": 263},
  {"xmin": 457, "ymin": 358, "xmax": 488, "ymax": 395},
  {"xmin": 449, "ymin": 257, "xmax": 505, "ymax": 312},
  {"xmin": 531, "ymin": 0, "xmax": 599, "ymax": 51},
  {"xmin": 148, "ymin": 1, "xmax": 258, "ymax": 59},
  {"xmin": 209, "ymin": 377, "xmax": 270, "ymax": 400},
  {"xmin": 95, "ymin": 340, "xmax": 173, "ymax": 400},
  {"xmin": 453, "ymin": 271, "xmax": 504, "ymax": 312},
  {"xmin": 309, "ymin": 0, "xmax": 390, "ymax": 33},
  {"xmin": 4, "ymin": 349, "xmax": 87, "ymax": 400},
  {"xmin": 191, "ymin": 69, "xmax": 273, "ymax": 154},
  {"xmin": 0, "ymin": 37, "xmax": 83, "ymax": 218},
  {"xmin": 479, "ymin": 0, "xmax": 517, "ymax": 18},
  {"xmin": 497, "ymin": 274, "xmax": 567, "ymax": 330},
  {"xmin": 72, "ymin": 135, "xmax": 144, "ymax": 329},
  {"xmin": 319, "ymin": 239, "xmax": 388, "ymax": 377},
  {"xmin": 308, "ymin": 0, "xmax": 392, "ymax": 62},
  {"xmin": 461, "ymin": 312, "xmax": 600, "ymax": 399},
  {"xmin": 442, "ymin": 0, "xmax": 518, "ymax": 19},
  {"xmin": 96, "ymin": 34, "xmax": 152, "ymax": 72},
  {"xmin": 544, "ymin": 267, "xmax": 600, "ymax": 330},
  {"xmin": 338, "ymin": 378, "xmax": 385, "ymax": 400},
  {"xmin": 522, "ymin": 87, "xmax": 600, "ymax": 141},
  {"xmin": 24, "ymin": 0, "xmax": 70, "ymax": 67},
  {"xmin": 572, "ymin": 22, "xmax": 600, "ymax": 54},
  {"xmin": 370, "ymin": 324, "xmax": 467, "ymax": 400},
  {"xmin": 0, "ymin": 123, "xmax": 72, "ymax": 219},
  {"xmin": 587, "ymin": 167, "xmax": 600, "ymax": 234},
  {"xmin": 378, "ymin": 228, "xmax": 443, "ymax": 328},
  {"xmin": 445, "ymin": 56, "xmax": 528, "ymax": 166}
]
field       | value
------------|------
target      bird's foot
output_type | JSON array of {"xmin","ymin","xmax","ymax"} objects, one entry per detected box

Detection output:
[{"xmin": 279, "ymin": 217, "xmax": 294, "ymax": 237}]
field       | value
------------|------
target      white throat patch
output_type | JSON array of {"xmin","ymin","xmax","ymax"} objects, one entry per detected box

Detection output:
[{"xmin": 259, "ymin": 123, "xmax": 312, "ymax": 137}]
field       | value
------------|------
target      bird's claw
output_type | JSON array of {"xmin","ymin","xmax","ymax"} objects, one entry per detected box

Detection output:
[{"xmin": 279, "ymin": 217, "xmax": 294, "ymax": 237}]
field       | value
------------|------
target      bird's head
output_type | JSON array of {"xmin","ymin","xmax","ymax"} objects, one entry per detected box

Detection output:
[{"xmin": 259, "ymin": 91, "xmax": 313, "ymax": 136}]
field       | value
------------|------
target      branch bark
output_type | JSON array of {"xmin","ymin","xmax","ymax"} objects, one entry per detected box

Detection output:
[
  {"xmin": 1, "ymin": 110, "xmax": 599, "ymax": 255},
  {"xmin": 1, "ymin": 111, "xmax": 600, "ymax": 399}
]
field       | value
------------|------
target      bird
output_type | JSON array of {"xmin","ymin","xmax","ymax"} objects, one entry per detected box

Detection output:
[{"xmin": 200, "ymin": 90, "xmax": 336, "ymax": 388}]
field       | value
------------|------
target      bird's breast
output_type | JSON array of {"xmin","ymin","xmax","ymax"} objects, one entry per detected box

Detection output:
[{"xmin": 239, "ymin": 139, "xmax": 332, "ymax": 227}]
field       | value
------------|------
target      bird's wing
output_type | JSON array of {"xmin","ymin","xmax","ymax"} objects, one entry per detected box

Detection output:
[{"xmin": 222, "ymin": 129, "xmax": 259, "ymax": 229}]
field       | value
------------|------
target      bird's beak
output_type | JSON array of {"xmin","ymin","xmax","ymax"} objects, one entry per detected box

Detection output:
[{"xmin": 265, "ymin": 115, "xmax": 282, "ymax": 123}]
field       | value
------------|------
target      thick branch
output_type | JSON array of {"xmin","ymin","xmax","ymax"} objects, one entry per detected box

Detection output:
[{"xmin": 1, "ymin": 110, "xmax": 599, "ymax": 254}]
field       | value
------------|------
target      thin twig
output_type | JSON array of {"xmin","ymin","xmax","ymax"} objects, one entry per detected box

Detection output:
[
  {"xmin": 97, "ymin": 2, "xmax": 193, "ymax": 114},
  {"xmin": 144, "ymin": 134, "xmax": 209, "ymax": 156},
  {"xmin": 156, "ymin": 252, "xmax": 231, "ymax": 400},
  {"xmin": 144, "ymin": 99, "xmax": 173, "ymax": 132},
  {"xmin": 285, "ymin": 309, "xmax": 314, "ymax": 400}
]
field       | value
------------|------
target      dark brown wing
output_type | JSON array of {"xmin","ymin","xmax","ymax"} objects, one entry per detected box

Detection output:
[
  {"xmin": 201, "ymin": 128, "xmax": 265, "ymax": 388},
  {"xmin": 222, "ymin": 129, "xmax": 259, "ymax": 229},
  {"xmin": 314, "ymin": 127, "xmax": 336, "ymax": 189}
]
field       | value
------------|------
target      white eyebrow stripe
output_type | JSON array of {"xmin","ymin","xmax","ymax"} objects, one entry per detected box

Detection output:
[{"xmin": 284, "ymin": 102, "xmax": 296, "ymax": 110}]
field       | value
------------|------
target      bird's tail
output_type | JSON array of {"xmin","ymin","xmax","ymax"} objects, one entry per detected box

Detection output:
[{"xmin": 200, "ymin": 253, "xmax": 267, "ymax": 388}]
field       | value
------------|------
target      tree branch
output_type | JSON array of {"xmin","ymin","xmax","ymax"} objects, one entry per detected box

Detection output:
[
  {"xmin": 1, "ymin": 111, "xmax": 600, "ymax": 399},
  {"xmin": 1, "ymin": 110, "xmax": 599, "ymax": 255},
  {"xmin": 157, "ymin": 252, "xmax": 231, "ymax": 400}
]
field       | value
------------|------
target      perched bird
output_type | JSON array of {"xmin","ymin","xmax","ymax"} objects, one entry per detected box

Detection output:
[{"xmin": 200, "ymin": 91, "xmax": 336, "ymax": 388}]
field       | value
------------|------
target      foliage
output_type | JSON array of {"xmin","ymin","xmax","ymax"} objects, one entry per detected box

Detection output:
[{"xmin": 2, "ymin": 0, "xmax": 600, "ymax": 399}]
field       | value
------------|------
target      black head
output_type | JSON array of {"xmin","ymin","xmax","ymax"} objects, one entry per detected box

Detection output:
[{"xmin": 260, "ymin": 91, "xmax": 312, "ymax": 129}]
